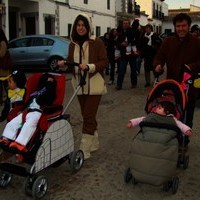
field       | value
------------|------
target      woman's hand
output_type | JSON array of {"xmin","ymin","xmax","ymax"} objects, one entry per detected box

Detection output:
[
  {"xmin": 57, "ymin": 60, "xmax": 65, "ymax": 68},
  {"xmin": 79, "ymin": 64, "xmax": 89, "ymax": 71}
]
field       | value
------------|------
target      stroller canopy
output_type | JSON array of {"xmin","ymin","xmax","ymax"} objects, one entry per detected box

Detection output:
[{"xmin": 145, "ymin": 79, "xmax": 187, "ymax": 120}]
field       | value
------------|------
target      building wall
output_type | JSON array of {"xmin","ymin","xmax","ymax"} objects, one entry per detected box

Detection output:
[
  {"xmin": 162, "ymin": 5, "xmax": 200, "ymax": 33},
  {"xmin": 58, "ymin": 0, "xmax": 116, "ymax": 37},
  {"xmin": 136, "ymin": 0, "xmax": 165, "ymax": 33}
]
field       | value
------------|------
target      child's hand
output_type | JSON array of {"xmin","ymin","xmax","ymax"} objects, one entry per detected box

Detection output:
[
  {"xmin": 185, "ymin": 130, "xmax": 192, "ymax": 136},
  {"xmin": 127, "ymin": 121, "xmax": 132, "ymax": 128}
]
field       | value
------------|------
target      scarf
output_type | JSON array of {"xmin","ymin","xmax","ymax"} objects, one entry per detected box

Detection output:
[{"xmin": 145, "ymin": 32, "xmax": 154, "ymax": 46}]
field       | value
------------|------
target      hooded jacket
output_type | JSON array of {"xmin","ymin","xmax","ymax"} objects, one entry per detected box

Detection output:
[{"xmin": 67, "ymin": 13, "xmax": 108, "ymax": 95}]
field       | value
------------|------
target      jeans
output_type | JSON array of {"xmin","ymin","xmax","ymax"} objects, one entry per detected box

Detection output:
[{"xmin": 117, "ymin": 56, "xmax": 137, "ymax": 88}]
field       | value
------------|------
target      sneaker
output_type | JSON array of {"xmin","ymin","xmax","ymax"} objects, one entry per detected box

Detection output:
[
  {"xmin": 131, "ymin": 85, "xmax": 137, "ymax": 89},
  {"xmin": 9, "ymin": 142, "xmax": 28, "ymax": 152},
  {"xmin": 115, "ymin": 86, "xmax": 122, "ymax": 90},
  {"xmin": 108, "ymin": 80, "xmax": 114, "ymax": 85}
]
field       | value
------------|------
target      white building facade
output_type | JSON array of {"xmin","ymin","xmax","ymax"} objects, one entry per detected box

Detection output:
[
  {"xmin": 0, "ymin": 0, "xmax": 116, "ymax": 40},
  {"xmin": 135, "ymin": 0, "xmax": 166, "ymax": 33},
  {"xmin": 162, "ymin": 5, "xmax": 200, "ymax": 34}
]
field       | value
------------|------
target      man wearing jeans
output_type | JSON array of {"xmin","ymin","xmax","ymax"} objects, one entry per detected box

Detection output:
[{"xmin": 115, "ymin": 19, "xmax": 138, "ymax": 90}]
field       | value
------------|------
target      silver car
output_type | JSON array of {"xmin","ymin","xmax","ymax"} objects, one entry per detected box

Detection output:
[{"xmin": 8, "ymin": 34, "xmax": 69, "ymax": 71}]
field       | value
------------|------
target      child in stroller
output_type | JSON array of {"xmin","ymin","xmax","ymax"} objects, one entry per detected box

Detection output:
[
  {"xmin": 0, "ymin": 72, "xmax": 84, "ymax": 199},
  {"xmin": 127, "ymin": 101, "xmax": 192, "ymax": 137},
  {"xmin": 124, "ymin": 79, "xmax": 190, "ymax": 194},
  {"xmin": 0, "ymin": 70, "xmax": 26, "ymax": 122},
  {"xmin": 0, "ymin": 73, "xmax": 57, "ymax": 152}
]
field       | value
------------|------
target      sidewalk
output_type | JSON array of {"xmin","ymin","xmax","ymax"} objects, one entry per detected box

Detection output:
[{"xmin": 0, "ymin": 67, "xmax": 200, "ymax": 200}]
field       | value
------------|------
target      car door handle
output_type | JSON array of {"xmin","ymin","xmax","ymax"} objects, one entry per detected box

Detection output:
[
  {"xmin": 44, "ymin": 49, "xmax": 50, "ymax": 52},
  {"xmin": 19, "ymin": 51, "xmax": 25, "ymax": 53}
]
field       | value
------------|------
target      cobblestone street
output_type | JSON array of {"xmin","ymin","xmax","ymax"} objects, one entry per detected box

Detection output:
[{"xmin": 1, "ymin": 67, "xmax": 200, "ymax": 200}]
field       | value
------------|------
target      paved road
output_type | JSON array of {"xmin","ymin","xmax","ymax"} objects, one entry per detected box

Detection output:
[{"xmin": 0, "ymin": 67, "xmax": 200, "ymax": 200}]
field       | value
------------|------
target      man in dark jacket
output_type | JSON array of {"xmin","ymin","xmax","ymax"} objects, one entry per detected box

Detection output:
[
  {"xmin": 115, "ymin": 19, "xmax": 138, "ymax": 90},
  {"xmin": 154, "ymin": 13, "xmax": 200, "ymax": 145}
]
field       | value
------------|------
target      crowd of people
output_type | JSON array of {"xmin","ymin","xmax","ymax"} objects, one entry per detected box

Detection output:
[
  {"xmin": 100, "ymin": 18, "xmax": 163, "ymax": 89},
  {"xmin": 0, "ymin": 12, "xmax": 200, "ymax": 163}
]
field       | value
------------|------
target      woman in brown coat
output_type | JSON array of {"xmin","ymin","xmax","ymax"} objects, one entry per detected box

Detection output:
[{"xmin": 58, "ymin": 13, "xmax": 108, "ymax": 159}]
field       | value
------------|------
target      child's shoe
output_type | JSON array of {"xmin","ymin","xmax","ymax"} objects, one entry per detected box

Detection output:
[
  {"xmin": 9, "ymin": 142, "xmax": 28, "ymax": 152},
  {"xmin": 15, "ymin": 154, "xmax": 24, "ymax": 163},
  {"xmin": 115, "ymin": 49, "xmax": 121, "ymax": 60},
  {"xmin": 126, "ymin": 45, "xmax": 132, "ymax": 55},
  {"xmin": 0, "ymin": 138, "xmax": 11, "ymax": 146}
]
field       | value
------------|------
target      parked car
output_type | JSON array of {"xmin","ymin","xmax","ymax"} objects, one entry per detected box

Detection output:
[{"xmin": 8, "ymin": 34, "xmax": 70, "ymax": 71}]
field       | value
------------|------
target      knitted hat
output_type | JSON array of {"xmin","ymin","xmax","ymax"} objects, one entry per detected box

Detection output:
[{"xmin": 12, "ymin": 70, "xmax": 27, "ymax": 88}]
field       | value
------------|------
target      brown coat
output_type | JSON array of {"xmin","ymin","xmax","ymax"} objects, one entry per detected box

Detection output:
[
  {"xmin": 153, "ymin": 33, "xmax": 200, "ymax": 100},
  {"xmin": 67, "ymin": 36, "xmax": 108, "ymax": 95}
]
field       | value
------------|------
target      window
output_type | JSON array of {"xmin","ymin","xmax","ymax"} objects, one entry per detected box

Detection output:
[
  {"xmin": 84, "ymin": 0, "xmax": 88, "ymax": 4},
  {"xmin": 30, "ymin": 38, "xmax": 54, "ymax": 47},
  {"xmin": 107, "ymin": 0, "xmax": 110, "ymax": 10},
  {"xmin": 9, "ymin": 38, "xmax": 30, "ymax": 48},
  {"xmin": 107, "ymin": 27, "xmax": 111, "ymax": 33},
  {"xmin": 68, "ymin": 24, "xmax": 72, "ymax": 38},
  {"xmin": 96, "ymin": 26, "xmax": 101, "ymax": 37},
  {"xmin": 45, "ymin": 15, "xmax": 55, "ymax": 34}
]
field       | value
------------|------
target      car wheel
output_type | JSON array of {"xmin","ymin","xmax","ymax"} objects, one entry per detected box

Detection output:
[{"xmin": 48, "ymin": 56, "xmax": 62, "ymax": 71}]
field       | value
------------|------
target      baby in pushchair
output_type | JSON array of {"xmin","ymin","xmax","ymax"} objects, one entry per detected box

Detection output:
[
  {"xmin": 124, "ymin": 79, "xmax": 191, "ymax": 194},
  {"xmin": 0, "ymin": 73, "xmax": 57, "ymax": 153},
  {"xmin": 0, "ymin": 72, "xmax": 84, "ymax": 199},
  {"xmin": 127, "ymin": 101, "xmax": 192, "ymax": 137}
]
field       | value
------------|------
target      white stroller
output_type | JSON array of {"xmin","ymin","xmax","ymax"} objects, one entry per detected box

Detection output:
[{"xmin": 0, "ymin": 72, "xmax": 84, "ymax": 199}]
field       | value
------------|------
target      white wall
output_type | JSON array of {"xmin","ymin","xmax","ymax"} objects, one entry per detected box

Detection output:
[{"xmin": 58, "ymin": 1, "xmax": 116, "ymax": 37}]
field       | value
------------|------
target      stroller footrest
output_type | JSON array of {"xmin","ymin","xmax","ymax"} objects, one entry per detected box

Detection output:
[{"xmin": 0, "ymin": 163, "xmax": 29, "ymax": 177}]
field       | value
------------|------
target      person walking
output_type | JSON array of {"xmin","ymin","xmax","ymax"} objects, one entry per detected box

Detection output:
[
  {"xmin": 115, "ymin": 19, "xmax": 138, "ymax": 90},
  {"xmin": 141, "ymin": 24, "xmax": 161, "ymax": 87},
  {"xmin": 58, "ymin": 13, "xmax": 108, "ymax": 160},
  {"xmin": 107, "ymin": 28, "xmax": 118, "ymax": 85},
  {"xmin": 154, "ymin": 13, "xmax": 200, "ymax": 146}
]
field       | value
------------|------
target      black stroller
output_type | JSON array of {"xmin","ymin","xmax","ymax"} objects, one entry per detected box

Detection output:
[{"xmin": 124, "ymin": 79, "xmax": 189, "ymax": 194}]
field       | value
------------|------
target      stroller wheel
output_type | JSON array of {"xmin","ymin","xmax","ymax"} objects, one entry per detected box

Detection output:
[
  {"xmin": 24, "ymin": 177, "xmax": 36, "ymax": 196},
  {"xmin": 70, "ymin": 150, "xmax": 84, "ymax": 173},
  {"xmin": 183, "ymin": 155, "xmax": 189, "ymax": 169},
  {"xmin": 163, "ymin": 181, "xmax": 172, "ymax": 192},
  {"xmin": 32, "ymin": 176, "xmax": 48, "ymax": 199},
  {"xmin": 124, "ymin": 168, "xmax": 132, "ymax": 183},
  {"xmin": 171, "ymin": 176, "xmax": 179, "ymax": 194},
  {"xmin": 0, "ymin": 170, "xmax": 13, "ymax": 187}
]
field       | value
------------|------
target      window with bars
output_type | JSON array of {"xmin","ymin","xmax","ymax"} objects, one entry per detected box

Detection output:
[
  {"xmin": 107, "ymin": 0, "xmax": 110, "ymax": 10},
  {"xmin": 96, "ymin": 26, "xmax": 101, "ymax": 37},
  {"xmin": 84, "ymin": 0, "xmax": 88, "ymax": 4}
]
